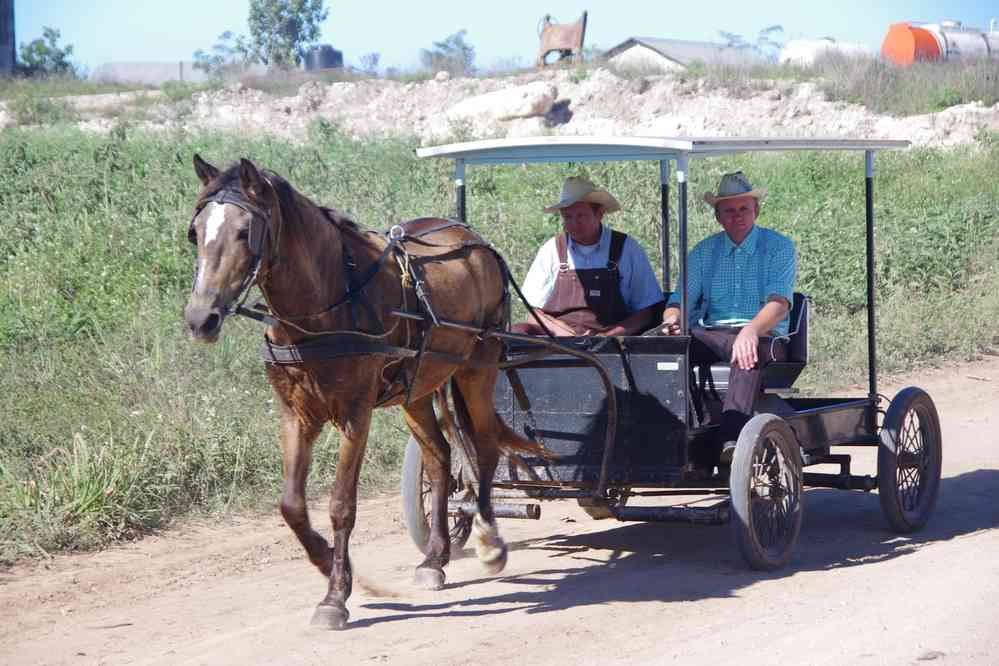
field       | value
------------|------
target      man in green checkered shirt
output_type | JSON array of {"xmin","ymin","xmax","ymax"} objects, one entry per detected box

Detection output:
[{"xmin": 661, "ymin": 171, "xmax": 797, "ymax": 473}]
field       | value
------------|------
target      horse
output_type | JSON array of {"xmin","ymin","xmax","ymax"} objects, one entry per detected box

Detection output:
[{"xmin": 183, "ymin": 155, "xmax": 549, "ymax": 630}]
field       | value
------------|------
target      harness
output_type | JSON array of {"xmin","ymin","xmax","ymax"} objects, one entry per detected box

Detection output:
[
  {"xmin": 190, "ymin": 189, "xmax": 500, "ymax": 405},
  {"xmin": 187, "ymin": 186, "xmax": 624, "ymax": 504}
]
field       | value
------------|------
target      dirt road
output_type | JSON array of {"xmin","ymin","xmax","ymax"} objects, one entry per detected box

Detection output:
[{"xmin": 2, "ymin": 356, "xmax": 998, "ymax": 666}]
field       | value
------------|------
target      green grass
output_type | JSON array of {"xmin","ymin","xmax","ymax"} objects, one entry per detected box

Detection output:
[
  {"xmin": 815, "ymin": 55, "xmax": 999, "ymax": 115},
  {"xmin": 603, "ymin": 53, "xmax": 999, "ymax": 115},
  {"xmin": 0, "ymin": 76, "xmax": 149, "ymax": 101},
  {"xmin": 1, "ymin": 124, "xmax": 997, "ymax": 563}
]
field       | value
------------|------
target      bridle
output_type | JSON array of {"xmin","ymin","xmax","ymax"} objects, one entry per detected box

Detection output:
[
  {"xmin": 188, "ymin": 187, "xmax": 279, "ymax": 325},
  {"xmin": 187, "ymin": 184, "xmax": 400, "ymax": 334}
]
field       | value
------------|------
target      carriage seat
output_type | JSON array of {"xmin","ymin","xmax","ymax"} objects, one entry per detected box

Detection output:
[{"xmin": 691, "ymin": 292, "xmax": 810, "ymax": 395}]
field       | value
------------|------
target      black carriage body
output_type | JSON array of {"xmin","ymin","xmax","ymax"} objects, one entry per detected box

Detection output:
[
  {"xmin": 493, "ymin": 336, "xmax": 881, "ymax": 490},
  {"xmin": 495, "ymin": 336, "xmax": 690, "ymax": 486}
]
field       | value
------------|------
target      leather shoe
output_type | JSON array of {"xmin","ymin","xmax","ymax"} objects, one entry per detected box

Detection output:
[{"xmin": 681, "ymin": 462, "xmax": 713, "ymax": 481}]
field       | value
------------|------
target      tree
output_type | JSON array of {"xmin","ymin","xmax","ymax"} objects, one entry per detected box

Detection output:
[
  {"xmin": 358, "ymin": 52, "xmax": 380, "ymax": 77},
  {"xmin": 420, "ymin": 30, "xmax": 475, "ymax": 77},
  {"xmin": 718, "ymin": 25, "xmax": 784, "ymax": 64},
  {"xmin": 246, "ymin": 0, "xmax": 328, "ymax": 69},
  {"xmin": 19, "ymin": 26, "xmax": 77, "ymax": 77},
  {"xmin": 193, "ymin": 31, "xmax": 254, "ymax": 79}
]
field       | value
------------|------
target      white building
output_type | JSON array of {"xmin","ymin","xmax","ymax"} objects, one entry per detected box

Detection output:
[{"xmin": 605, "ymin": 37, "xmax": 766, "ymax": 74}]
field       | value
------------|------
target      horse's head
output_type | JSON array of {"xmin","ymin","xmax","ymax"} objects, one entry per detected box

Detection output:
[{"xmin": 184, "ymin": 155, "xmax": 277, "ymax": 342}]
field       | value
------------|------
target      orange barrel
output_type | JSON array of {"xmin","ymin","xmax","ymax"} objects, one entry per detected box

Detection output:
[{"xmin": 881, "ymin": 22, "xmax": 943, "ymax": 65}]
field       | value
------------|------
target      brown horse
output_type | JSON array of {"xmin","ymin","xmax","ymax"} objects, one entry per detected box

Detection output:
[{"xmin": 183, "ymin": 155, "xmax": 548, "ymax": 629}]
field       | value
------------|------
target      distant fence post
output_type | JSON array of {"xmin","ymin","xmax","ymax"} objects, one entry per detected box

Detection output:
[{"xmin": 179, "ymin": 61, "xmax": 184, "ymax": 82}]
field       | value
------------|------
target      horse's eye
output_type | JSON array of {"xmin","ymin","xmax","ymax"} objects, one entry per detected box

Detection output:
[{"xmin": 237, "ymin": 228, "xmax": 250, "ymax": 241}]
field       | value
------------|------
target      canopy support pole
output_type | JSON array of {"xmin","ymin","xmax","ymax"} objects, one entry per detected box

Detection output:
[
  {"xmin": 660, "ymin": 160, "xmax": 671, "ymax": 292},
  {"xmin": 455, "ymin": 159, "xmax": 466, "ymax": 223},
  {"xmin": 676, "ymin": 156, "xmax": 689, "ymax": 335},
  {"xmin": 864, "ymin": 151, "xmax": 878, "ymax": 406}
]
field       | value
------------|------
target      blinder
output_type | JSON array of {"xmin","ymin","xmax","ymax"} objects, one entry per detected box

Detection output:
[{"xmin": 188, "ymin": 188, "xmax": 271, "ymax": 259}]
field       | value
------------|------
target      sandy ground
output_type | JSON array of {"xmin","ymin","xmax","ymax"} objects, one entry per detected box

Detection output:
[{"xmin": 1, "ymin": 355, "xmax": 997, "ymax": 666}]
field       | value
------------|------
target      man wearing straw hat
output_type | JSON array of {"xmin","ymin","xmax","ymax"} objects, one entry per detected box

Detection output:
[
  {"xmin": 512, "ymin": 176, "xmax": 664, "ymax": 337},
  {"xmin": 661, "ymin": 171, "xmax": 797, "ymax": 472}
]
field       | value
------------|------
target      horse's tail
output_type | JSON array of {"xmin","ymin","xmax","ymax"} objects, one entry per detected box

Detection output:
[{"xmin": 450, "ymin": 378, "xmax": 556, "ymax": 461}]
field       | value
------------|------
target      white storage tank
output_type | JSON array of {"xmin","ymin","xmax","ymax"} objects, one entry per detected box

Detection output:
[
  {"xmin": 779, "ymin": 38, "xmax": 870, "ymax": 66},
  {"xmin": 882, "ymin": 18, "xmax": 999, "ymax": 65}
]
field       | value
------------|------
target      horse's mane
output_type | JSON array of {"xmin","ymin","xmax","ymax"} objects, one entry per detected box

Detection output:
[{"xmin": 200, "ymin": 162, "xmax": 361, "ymax": 233}]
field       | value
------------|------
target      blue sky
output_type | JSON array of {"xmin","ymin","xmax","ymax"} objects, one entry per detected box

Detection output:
[{"xmin": 14, "ymin": 1, "xmax": 999, "ymax": 74}]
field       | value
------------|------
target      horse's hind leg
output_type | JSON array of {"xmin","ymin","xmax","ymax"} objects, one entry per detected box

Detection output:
[
  {"xmin": 401, "ymin": 394, "xmax": 453, "ymax": 590},
  {"xmin": 451, "ymin": 367, "xmax": 508, "ymax": 575},
  {"xmin": 278, "ymin": 407, "xmax": 333, "ymax": 576}
]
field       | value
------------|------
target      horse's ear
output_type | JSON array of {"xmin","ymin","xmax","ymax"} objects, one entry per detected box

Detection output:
[
  {"xmin": 239, "ymin": 158, "xmax": 267, "ymax": 203},
  {"xmin": 193, "ymin": 154, "xmax": 219, "ymax": 186}
]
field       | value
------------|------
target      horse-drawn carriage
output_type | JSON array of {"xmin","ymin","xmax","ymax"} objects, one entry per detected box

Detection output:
[
  {"xmin": 184, "ymin": 135, "xmax": 941, "ymax": 629},
  {"xmin": 401, "ymin": 136, "xmax": 943, "ymax": 571}
]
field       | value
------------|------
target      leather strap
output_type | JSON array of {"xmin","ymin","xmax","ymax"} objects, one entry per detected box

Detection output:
[{"xmin": 261, "ymin": 334, "xmax": 418, "ymax": 365}]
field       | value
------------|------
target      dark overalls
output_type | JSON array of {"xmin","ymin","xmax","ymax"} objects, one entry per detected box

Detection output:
[{"xmin": 515, "ymin": 230, "xmax": 630, "ymax": 336}]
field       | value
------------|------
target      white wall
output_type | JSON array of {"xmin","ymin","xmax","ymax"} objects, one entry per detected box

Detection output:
[
  {"xmin": 90, "ymin": 61, "xmax": 268, "ymax": 85},
  {"xmin": 608, "ymin": 44, "xmax": 684, "ymax": 74}
]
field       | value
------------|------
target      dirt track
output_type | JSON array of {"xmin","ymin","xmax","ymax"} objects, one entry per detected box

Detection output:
[{"xmin": 2, "ymin": 356, "xmax": 998, "ymax": 665}]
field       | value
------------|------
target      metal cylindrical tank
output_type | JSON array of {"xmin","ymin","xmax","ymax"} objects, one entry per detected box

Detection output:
[
  {"xmin": 924, "ymin": 20, "xmax": 992, "ymax": 59},
  {"xmin": 779, "ymin": 38, "xmax": 869, "ymax": 66},
  {"xmin": 882, "ymin": 19, "xmax": 998, "ymax": 65},
  {"xmin": 304, "ymin": 45, "xmax": 343, "ymax": 71},
  {"xmin": 881, "ymin": 23, "xmax": 942, "ymax": 64}
]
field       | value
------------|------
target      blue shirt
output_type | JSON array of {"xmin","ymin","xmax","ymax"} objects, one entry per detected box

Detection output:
[{"xmin": 668, "ymin": 225, "xmax": 796, "ymax": 336}]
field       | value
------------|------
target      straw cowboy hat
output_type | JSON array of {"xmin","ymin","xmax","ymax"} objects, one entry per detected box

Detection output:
[
  {"xmin": 544, "ymin": 177, "xmax": 621, "ymax": 214},
  {"xmin": 703, "ymin": 171, "xmax": 768, "ymax": 207}
]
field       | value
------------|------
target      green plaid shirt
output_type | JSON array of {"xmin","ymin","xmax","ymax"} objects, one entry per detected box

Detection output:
[{"xmin": 668, "ymin": 225, "xmax": 796, "ymax": 336}]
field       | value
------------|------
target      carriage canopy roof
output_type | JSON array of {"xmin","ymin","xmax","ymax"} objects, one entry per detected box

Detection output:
[{"xmin": 415, "ymin": 136, "xmax": 910, "ymax": 165}]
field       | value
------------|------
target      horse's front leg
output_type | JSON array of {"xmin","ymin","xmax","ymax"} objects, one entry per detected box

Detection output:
[
  {"xmin": 278, "ymin": 407, "xmax": 332, "ymax": 575},
  {"xmin": 312, "ymin": 394, "xmax": 375, "ymax": 631}
]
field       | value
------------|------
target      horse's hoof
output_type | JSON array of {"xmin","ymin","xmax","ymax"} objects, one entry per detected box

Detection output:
[
  {"xmin": 414, "ymin": 567, "xmax": 446, "ymax": 590},
  {"xmin": 310, "ymin": 603, "xmax": 349, "ymax": 630},
  {"xmin": 479, "ymin": 543, "xmax": 508, "ymax": 576}
]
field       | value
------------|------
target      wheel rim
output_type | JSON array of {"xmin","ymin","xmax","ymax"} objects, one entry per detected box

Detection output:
[
  {"xmin": 420, "ymin": 464, "xmax": 472, "ymax": 544},
  {"xmin": 749, "ymin": 433, "xmax": 801, "ymax": 554},
  {"xmin": 895, "ymin": 405, "xmax": 932, "ymax": 514}
]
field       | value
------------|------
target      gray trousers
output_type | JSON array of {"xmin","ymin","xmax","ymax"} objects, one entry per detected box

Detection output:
[{"xmin": 689, "ymin": 326, "xmax": 787, "ymax": 445}]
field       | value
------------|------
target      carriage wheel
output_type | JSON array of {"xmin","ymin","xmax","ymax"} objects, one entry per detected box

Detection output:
[
  {"xmin": 400, "ymin": 436, "xmax": 473, "ymax": 555},
  {"xmin": 730, "ymin": 414, "xmax": 803, "ymax": 571},
  {"xmin": 877, "ymin": 387, "xmax": 942, "ymax": 533}
]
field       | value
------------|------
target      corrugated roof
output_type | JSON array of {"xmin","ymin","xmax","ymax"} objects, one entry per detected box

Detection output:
[{"xmin": 605, "ymin": 37, "xmax": 767, "ymax": 67}]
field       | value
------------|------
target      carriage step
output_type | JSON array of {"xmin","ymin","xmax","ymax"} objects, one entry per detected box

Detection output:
[
  {"xmin": 448, "ymin": 500, "xmax": 541, "ymax": 520},
  {"xmin": 613, "ymin": 505, "xmax": 730, "ymax": 525}
]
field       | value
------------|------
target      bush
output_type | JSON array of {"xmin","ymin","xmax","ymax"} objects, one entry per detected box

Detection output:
[
  {"xmin": 18, "ymin": 27, "xmax": 78, "ymax": 78},
  {"xmin": 7, "ymin": 90, "xmax": 78, "ymax": 126},
  {"xmin": 420, "ymin": 30, "xmax": 476, "ymax": 77},
  {"xmin": 816, "ymin": 55, "xmax": 999, "ymax": 116}
]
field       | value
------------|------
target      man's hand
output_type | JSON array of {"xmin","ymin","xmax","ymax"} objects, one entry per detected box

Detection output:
[
  {"xmin": 731, "ymin": 325, "xmax": 759, "ymax": 370},
  {"xmin": 660, "ymin": 307, "xmax": 681, "ymax": 336}
]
